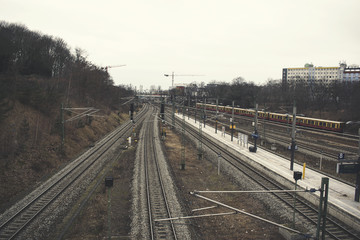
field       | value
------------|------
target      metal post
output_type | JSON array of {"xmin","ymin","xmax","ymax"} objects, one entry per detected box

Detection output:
[
  {"xmin": 319, "ymin": 151, "xmax": 323, "ymax": 170},
  {"xmin": 172, "ymin": 98, "xmax": 175, "ymax": 129},
  {"xmin": 195, "ymin": 96, "xmax": 197, "ymax": 123},
  {"xmin": 215, "ymin": 98, "xmax": 218, "ymax": 133},
  {"xmin": 356, "ymin": 129, "xmax": 360, "ymax": 202},
  {"xmin": 253, "ymin": 103, "xmax": 258, "ymax": 150},
  {"xmin": 107, "ymin": 187, "xmax": 112, "ymax": 240},
  {"xmin": 231, "ymin": 101, "xmax": 235, "ymax": 140},
  {"xmin": 61, "ymin": 103, "xmax": 65, "ymax": 150},
  {"xmin": 293, "ymin": 179, "xmax": 297, "ymax": 229},
  {"xmin": 203, "ymin": 98, "xmax": 206, "ymax": 128},
  {"xmin": 356, "ymin": 171, "xmax": 360, "ymax": 202},
  {"xmin": 188, "ymin": 95, "xmax": 190, "ymax": 120},
  {"xmin": 316, "ymin": 178, "xmax": 329, "ymax": 240},
  {"xmin": 263, "ymin": 103, "xmax": 266, "ymax": 146},
  {"xmin": 218, "ymin": 153, "xmax": 221, "ymax": 175},
  {"xmin": 198, "ymin": 120, "xmax": 203, "ymax": 160},
  {"xmin": 358, "ymin": 127, "xmax": 360, "ymax": 153},
  {"xmin": 182, "ymin": 100, "xmax": 185, "ymax": 117},
  {"xmin": 358, "ymin": 128, "xmax": 360, "ymax": 158},
  {"xmin": 181, "ymin": 104, "xmax": 186, "ymax": 170},
  {"xmin": 290, "ymin": 102, "xmax": 297, "ymax": 171}
]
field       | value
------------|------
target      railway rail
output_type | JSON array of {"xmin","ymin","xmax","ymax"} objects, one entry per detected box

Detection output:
[
  {"xmin": 178, "ymin": 105, "xmax": 359, "ymax": 171},
  {"xmin": 143, "ymin": 111, "xmax": 177, "ymax": 239},
  {"xmin": 203, "ymin": 108, "xmax": 358, "ymax": 154},
  {"xmin": 168, "ymin": 111, "xmax": 360, "ymax": 240},
  {"xmin": 0, "ymin": 105, "xmax": 149, "ymax": 240}
]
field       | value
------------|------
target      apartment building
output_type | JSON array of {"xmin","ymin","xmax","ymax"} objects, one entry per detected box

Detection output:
[{"xmin": 282, "ymin": 63, "xmax": 359, "ymax": 85}]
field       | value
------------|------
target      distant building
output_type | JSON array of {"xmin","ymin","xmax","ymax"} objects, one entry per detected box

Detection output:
[
  {"xmin": 282, "ymin": 62, "xmax": 359, "ymax": 86},
  {"xmin": 343, "ymin": 65, "xmax": 360, "ymax": 83}
]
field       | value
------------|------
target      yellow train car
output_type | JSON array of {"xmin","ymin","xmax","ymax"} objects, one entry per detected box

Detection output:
[{"xmin": 197, "ymin": 103, "xmax": 344, "ymax": 132}]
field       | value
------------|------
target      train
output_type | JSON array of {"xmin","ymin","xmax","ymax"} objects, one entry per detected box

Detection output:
[{"xmin": 196, "ymin": 103, "xmax": 344, "ymax": 132}]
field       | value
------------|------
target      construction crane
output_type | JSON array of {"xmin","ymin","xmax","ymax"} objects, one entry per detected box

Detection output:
[
  {"xmin": 103, "ymin": 65, "xmax": 126, "ymax": 72},
  {"xmin": 164, "ymin": 72, "xmax": 204, "ymax": 87}
]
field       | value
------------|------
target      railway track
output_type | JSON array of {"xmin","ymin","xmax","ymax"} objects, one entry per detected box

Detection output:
[
  {"xmin": 169, "ymin": 111, "xmax": 360, "ymax": 240},
  {"xmin": 186, "ymin": 105, "xmax": 359, "ymax": 158},
  {"xmin": 142, "ymin": 111, "xmax": 177, "ymax": 240},
  {"xmin": 0, "ymin": 105, "xmax": 149, "ymax": 240}
]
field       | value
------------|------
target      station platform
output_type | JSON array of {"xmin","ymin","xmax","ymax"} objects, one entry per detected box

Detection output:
[{"xmin": 175, "ymin": 113, "xmax": 360, "ymax": 230}]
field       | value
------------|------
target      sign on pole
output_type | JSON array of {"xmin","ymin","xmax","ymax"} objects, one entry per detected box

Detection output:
[{"xmin": 336, "ymin": 163, "xmax": 360, "ymax": 174}]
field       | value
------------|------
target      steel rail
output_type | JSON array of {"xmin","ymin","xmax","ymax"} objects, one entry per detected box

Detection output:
[
  {"xmin": 143, "ymin": 116, "xmax": 155, "ymax": 240},
  {"xmin": 150, "ymin": 115, "xmax": 178, "ymax": 240},
  {"xmin": 143, "ymin": 109, "xmax": 177, "ymax": 240},
  {"xmin": 182, "ymin": 104, "xmax": 358, "ymax": 155},
  {"xmin": 0, "ymin": 105, "xmax": 149, "ymax": 239},
  {"xmin": 168, "ymin": 111, "xmax": 360, "ymax": 240}
]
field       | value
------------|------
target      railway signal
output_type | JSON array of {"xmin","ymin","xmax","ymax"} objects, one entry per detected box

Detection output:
[{"xmin": 130, "ymin": 103, "xmax": 134, "ymax": 122}]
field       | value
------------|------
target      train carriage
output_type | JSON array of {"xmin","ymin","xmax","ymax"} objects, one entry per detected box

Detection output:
[{"xmin": 196, "ymin": 103, "xmax": 344, "ymax": 132}]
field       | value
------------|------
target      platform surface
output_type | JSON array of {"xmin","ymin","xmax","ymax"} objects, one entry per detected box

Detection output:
[{"xmin": 176, "ymin": 113, "xmax": 360, "ymax": 220}]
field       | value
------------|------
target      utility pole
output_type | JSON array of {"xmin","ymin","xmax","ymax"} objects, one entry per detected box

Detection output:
[
  {"xmin": 195, "ymin": 96, "xmax": 197, "ymax": 123},
  {"xmin": 215, "ymin": 98, "xmax": 218, "ymax": 133},
  {"xmin": 181, "ymin": 102, "xmax": 186, "ymax": 170},
  {"xmin": 160, "ymin": 97, "xmax": 165, "ymax": 140},
  {"xmin": 254, "ymin": 103, "xmax": 258, "ymax": 148},
  {"xmin": 231, "ymin": 100, "xmax": 234, "ymax": 141},
  {"xmin": 198, "ymin": 119, "xmax": 203, "ymax": 160},
  {"xmin": 172, "ymin": 95, "xmax": 175, "ymax": 129},
  {"xmin": 203, "ymin": 98, "xmax": 206, "ymax": 128},
  {"xmin": 356, "ymin": 128, "xmax": 360, "ymax": 202},
  {"xmin": 182, "ymin": 99, "xmax": 185, "ymax": 118},
  {"xmin": 249, "ymin": 102, "xmax": 259, "ymax": 152},
  {"xmin": 61, "ymin": 103, "xmax": 65, "ymax": 151},
  {"xmin": 263, "ymin": 103, "xmax": 266, "ymax": 146},
  {"xmin": 188, "ymin": 95, "xmax": 190, "ymax": 120},
  {"xmin": 290, "ymin": 102, "xmax": 297, "ymax": 171},
  {"xmin": 316, "ymin": 178, "xmax": 329, "ymax": 240}
]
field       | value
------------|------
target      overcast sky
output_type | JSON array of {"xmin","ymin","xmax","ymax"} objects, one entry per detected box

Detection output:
[{"xmin": 1, "ymin": 0, "xmax": 359, "ymax": 90}]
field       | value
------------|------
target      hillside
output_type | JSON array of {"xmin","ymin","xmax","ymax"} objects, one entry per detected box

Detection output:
[{"xmin": 0, "ymin": 22, "xmax": 134, "ymax": 211}]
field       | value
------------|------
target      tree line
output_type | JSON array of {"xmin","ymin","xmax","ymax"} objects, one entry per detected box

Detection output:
[
  {"xmin": 0, "ymin": 21, "xmax": 134, "ymax": 160},
  {"xmin": 192, "ymin": 76, "xmax": 360, "ymax": 122},
  {"xmin": 0, "ymin": 21, "xmax": 133, "ymax": 116}
]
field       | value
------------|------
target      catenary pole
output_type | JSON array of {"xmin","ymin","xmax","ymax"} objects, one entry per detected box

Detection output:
[
  {"xmin": 215, "ymin": 98, "xmax": 218, "ymax": 133},
  {"xmin": 231, "ymin": 100, "xmax": 234, "ymax": 141},
  {"xmin": 290, "ymin": 101, "xmax": 297, "ymax": 171}
]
